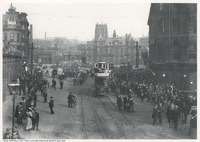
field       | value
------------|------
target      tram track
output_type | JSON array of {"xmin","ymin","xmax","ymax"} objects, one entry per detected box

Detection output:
[
  {"xmin": 88, "ymin": 90, "xmax": 106, "ymax": 139},
  {"xmin": 71, "ymin": 78, "xmax": 191, "ymax": 139},
  {"xmin": 89, "ymin": 90, "xmax": 128, "ymax": 139},
  {"xmin": 80, "ymin": 90, "xmax": 88, "ymax": 139},
  {"xmin": 103, "ymin": 95, "xmax": 147, "ymax": 139},
  {"xmin": 79, "ymin": 84, "xmax": 146, "ymax": 139},
  {"xmin": 80, "ymin": 89, "xmax": 105, "ymax": 139},
  {"xmin": 98, "ymin": 96, "xmax": 128, "ymax": 139}
]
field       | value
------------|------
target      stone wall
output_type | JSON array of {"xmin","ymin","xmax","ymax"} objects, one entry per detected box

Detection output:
[{"xmin": 3, "ymin": 56, "xmax": 22, "ymax": 102}]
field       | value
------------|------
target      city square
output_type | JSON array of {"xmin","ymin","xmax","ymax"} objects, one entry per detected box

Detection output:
[{"xmin": 2, "ymin": 2, "xmax": 197, "ymax": 140}]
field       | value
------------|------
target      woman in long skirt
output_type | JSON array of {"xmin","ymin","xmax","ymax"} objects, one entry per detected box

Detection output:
[{"xmin": 26, "ymin": 109, "xmax": 33, "ymax": 130}]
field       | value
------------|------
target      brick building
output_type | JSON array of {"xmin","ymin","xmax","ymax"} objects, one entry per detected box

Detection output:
[
  {"xmin": 33, "ymin": 38, "xmax": 82, "ymax": 66},
  {"xmin": 79, "ymin": 41, "xmax": 96, "ymax": 67},
  {"xmin": 3, "ymin": 4, "xmax": 31, "ymax": 101},
  {"xmin": 148, "ymin": 3, "xmax": 197, "ymax": 91},
  {"xmin": 94, "ymin": 23, "xmax": 136, "ymax": 66}
]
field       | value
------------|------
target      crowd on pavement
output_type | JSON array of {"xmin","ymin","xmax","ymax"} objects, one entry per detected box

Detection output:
[
  {"xmin": 108, "ymin": 66, "xmax": 197, "ymax": 139},
  {"xmin": 3, "ymin": 64, "xmax": 80, "ymax": 139}
]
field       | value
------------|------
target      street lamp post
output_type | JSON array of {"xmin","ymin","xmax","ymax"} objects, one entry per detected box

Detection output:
[
  {"xmin": 135, "ymin": 41, "xmax": 139, "ymax": 68},
  {"xmin": 7, "ymin": 82, "xmax": 20, "ymax": 138},
  {"xmin": 30, "ymin": 43, "xmax": 34, "ymax": 82}
]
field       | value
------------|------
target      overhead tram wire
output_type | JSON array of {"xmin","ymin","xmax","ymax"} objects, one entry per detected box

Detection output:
[{"xmin": 25, "ymin": 12, "xmax": 147, "ymax": 19}]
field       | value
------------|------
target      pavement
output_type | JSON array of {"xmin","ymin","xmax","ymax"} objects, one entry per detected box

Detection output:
[
  {"xmin": 2, "ymin": 76, "xmax": 192, "ymax": 139},
  {"xmin": 107, "ymin": 93, "xmax": 191, "ymax": 139}
]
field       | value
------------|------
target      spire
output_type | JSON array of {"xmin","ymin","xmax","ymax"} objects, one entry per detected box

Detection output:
[{"xmin": 9, "ymin": 3, "xmax": 16, "ymax": 12}]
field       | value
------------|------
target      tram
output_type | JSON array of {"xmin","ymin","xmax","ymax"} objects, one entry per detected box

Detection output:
[{"xmin": 94, "ymin": 62, "xmax": 111, "ymax": 95}]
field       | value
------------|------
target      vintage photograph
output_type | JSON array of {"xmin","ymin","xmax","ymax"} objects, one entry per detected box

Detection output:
[{"xmin": 1, "ymin": 0, "xmax": 197, "ymax": 140}]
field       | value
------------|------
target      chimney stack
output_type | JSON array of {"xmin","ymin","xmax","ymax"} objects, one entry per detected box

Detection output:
[{"xmin": 30, "ymin": 24, "xmax": 33, "ymax": 42}]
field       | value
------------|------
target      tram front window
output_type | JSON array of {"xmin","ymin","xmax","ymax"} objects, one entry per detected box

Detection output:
[{"xmin": 96, "ymin": 78, "xmax": 106, "ymax": 86}]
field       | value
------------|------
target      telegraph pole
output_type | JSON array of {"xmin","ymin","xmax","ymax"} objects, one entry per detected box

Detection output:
[
  {"xmin": 31, "ymin": 43, "xmax": 33, "ymax": 82},
  {"xmin": 135, "ymin": 41, "xmax": 139, "ymax": 68},
  {"xmin": 69, "ymin": 52, "xmax": 71, "ymax": 66},
  {"xmin": 30, "ymin": 24, "xmax": 33, "ymax": 82}
]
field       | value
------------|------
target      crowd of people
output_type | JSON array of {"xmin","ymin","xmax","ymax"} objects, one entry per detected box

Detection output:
[
  {"xmin": 4, "ymin": 64, "xmax": 80, "ymax": 139},
  {"xmin": 116, "ymin": 93, "xmax": 135, "ymax": 113},
  {"xmin": 108, "ymin": 66, "xmax": 197, "ymax": 138},
  {"xmin": 4, "ymin": 95, "xmax": 40, "ymax": 139},
  {"xmin": 4, "ymin": 66, "xmax": 51, "ymax": 139},
  {"xmin": 4, "ymin": 64, "xmax": 197, "ymax": 139}
]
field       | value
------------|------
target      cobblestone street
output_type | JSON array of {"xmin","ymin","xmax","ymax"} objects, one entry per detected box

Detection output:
[{"xmin": 3, "ymin": 77, "xmax": 191, "ymax": 139}]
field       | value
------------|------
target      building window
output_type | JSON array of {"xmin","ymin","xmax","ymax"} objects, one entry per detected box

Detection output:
[
  {"xmin": 160, "ymin": 4, "xmax": 163, "ymax": 10},
  {"xmin": 194, "ymin": 18, "xmax": 197, "ymax": 34},
  {"xmin": 172, "ymin": 18, "xmax": 180, "ymax": 32},
  {"xmin": 98, "ymin": 42, "xmax": 104, "ymax": 46},
  {"xmin": 4, "ymin": 33, "xmax": 7, "ymax": 41},
  {"xmin": 162, "ymin": 20, "xmax": 165, "ymax": 32},
  {"xmin": 188, "ymin": 54, "xmax": 196, "ymax": 59},
  {"xmin": 17, "ymin": 33, "xmax": 20, "ymax": 41},
  {"xmin": 156, "ymin": 19, "xmax": 163, "ymax": 33},
  {"xmin": 173, "ymin": 54, "xmax": 180, "ymax": 60},
  {"xmin": 173, "ymin": 37, "xmax": 179, "ymax": 46},
  {"xmin": 10, "ymin": 33, "xmax": 14, "ymax": 41}
]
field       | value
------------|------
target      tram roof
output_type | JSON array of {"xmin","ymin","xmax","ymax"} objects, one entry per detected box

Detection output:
[{"xmin": 98, "ymin": 62, "xmax": 107, "ymax": 64}]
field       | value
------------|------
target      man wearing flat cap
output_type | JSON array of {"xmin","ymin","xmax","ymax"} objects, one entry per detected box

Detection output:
[{"xmin": 3, "ymin": 128, "xmax": 11, "ymax": 139}]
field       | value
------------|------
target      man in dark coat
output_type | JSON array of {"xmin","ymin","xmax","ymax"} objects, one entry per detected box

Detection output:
[
  {"xmin": 157, "ymin": 103, "xmax": 163, "ymax": 124},
  {"xmin": 17, "ymin": 103, "xmax": 23, "ymax": 125},
  {"xmin": 60, "ymin": 80, "xmax": 63, "ymax": 89},
  {"xmin": 68, "ymin": 92, "xmax": 73, "ymax": 108},
  {"xmin": 167, "ymin": 103, "xmax": 174, "ymax": 127},
  {"xmin": 20, "ymin": 97, "xmax": 26, "ymax": 123},
  {"xmin": 49, "ymin": 97, "xmax": 54, "ymax": 114},
  {"xmin": 32, "ymin": 109, "xmax": 39, "ymax": 131},
  {"xmin": 173, "ymin": 105, "xmax": 180, "ymax": 130},
  {"xmin": 43, "ymin": 90, "xmax": 48, "ymax": 103},
  {"xmin": 52, "ymin": 78, "xmax": 56, "ymax": 90},
  {"xmin": 181, "ymin": 102, "xmax": 189, "ymax": 123},
  {"xmin": 152, "ymin": 104, "xmax": 158, "ymax": 125},
  {"xmin": 33, "ymin": 93, "xmax": 37, "ymax": 107},
  {"xmin": 188, "ymin": 106, "xmax": 197, "ymax": 139},
  {"xmin": 117, "ymin": 96, "xmax": 123, "ymax": 110},
  {"xmin": 123, "ymin": 95, "xmax": 128, "ymax": 110}
]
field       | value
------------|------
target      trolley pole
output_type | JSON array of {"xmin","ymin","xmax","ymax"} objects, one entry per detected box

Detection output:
[{"xmin": 135, "ymin": 41, "xmax": 139, "ymax": 68}]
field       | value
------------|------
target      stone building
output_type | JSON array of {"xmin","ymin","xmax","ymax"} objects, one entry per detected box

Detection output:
[
  {"xmin": 148, "ymin": 3, "xmax": 197, "ymax": 91},
  {"xmin": 33, "ymin": 38, "xmax": 82, "ymax": 66},
  {"xmin": 94, "ymin": 23, "xmax": 136, "ymax": 66},
  {"xmin": 3, "ymin": 4, "xmax": 31, "ymax": 101},
  {"xmin": 79, "ymin": 41, "xmax": 96, "ymax": 67}
]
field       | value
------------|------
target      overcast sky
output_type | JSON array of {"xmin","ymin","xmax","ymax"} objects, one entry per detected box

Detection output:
[{"xmin": 1, "ymin": 1, "xmax": 151, "ymax": 41}]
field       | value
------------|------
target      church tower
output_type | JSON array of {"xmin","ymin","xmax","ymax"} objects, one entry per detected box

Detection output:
[{"xmin": 94, "ymin": 23, "xmax": 108, "ymax": 46}]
